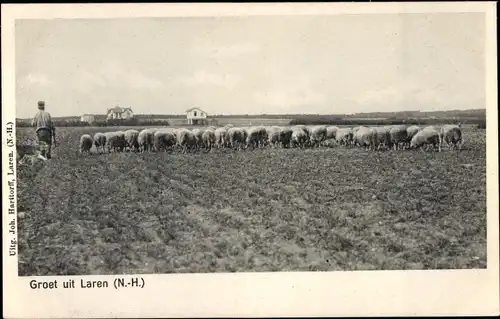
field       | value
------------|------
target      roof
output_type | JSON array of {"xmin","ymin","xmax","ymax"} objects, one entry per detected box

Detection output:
[
  {"xmin": 186, "ymin": 107, "xmax": 205, "ymax": 113},
  {"xmin": 81, "ymin": 114, "xmax": 95, "ymax": 117},
  {"xmin": 108, "ymin": 106, "xmax": 133, "ymax": 113}
]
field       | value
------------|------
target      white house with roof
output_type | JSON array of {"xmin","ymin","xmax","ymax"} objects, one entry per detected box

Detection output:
[
  {"xmin": 80, "ymin": 114, "xmax": 96, "ymax": 124},
  {"xmin": 186, "ymin": 107, "xmax": 208, "ymax": 125},
  {"xmin": 106, "ymin": 106, "xmax": 134, "ymax": 120}
]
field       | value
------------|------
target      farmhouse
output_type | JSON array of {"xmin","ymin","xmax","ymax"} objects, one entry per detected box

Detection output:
[
  {"xmin": 106, "ymin": 106, "xmax": 134, "ymax": 120},
  {"xmin": 186, "ymin": 107, "xmax": 208, "ymax": 125},
  {"xmin": 80, "ymin": 114, "xmax": 95, "ymax": 124}
]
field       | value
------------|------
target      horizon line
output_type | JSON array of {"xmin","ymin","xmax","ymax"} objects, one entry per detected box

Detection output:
[{"xmin": 15, "ymin": 108, "xmax": 486, "ymax": 120}]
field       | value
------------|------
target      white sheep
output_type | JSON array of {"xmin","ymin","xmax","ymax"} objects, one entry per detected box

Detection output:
[
  {"xmin": 335, "ymin": 128, "xmax": 354, "ymax": 146},
  {"xmin": 309, "ymin": 125, "xmax": 327, "ymax": 147},
  {"xmin": 153, "ymin": 130, "xmax": 176, "ymax": 151},
  {"xmin": 266, "ymin": 127, "xmax": 282, "ymax": 148},
  {"xmin": 406, "ymin": 125, "xmax": 422, "ymax": 143},
  {"xmin": 228, "ymin": 127, "xmax": 246, "ymax": 150},
  {"xmin": 440, "ymin": 124, "xmax": 463, "ymax": 151},
  {"xmin": 105, "ymin": 131, "xmax": 126, "ymax": 152},
  {"xmin": 215, "ymin": 127, "xmax": 229, "ymax": 148},
  {"xmin": 246, "ymin": 126, "xmax": 268, "ymax": 149},
  {"xmin": 291, "ymin": 128, "xmax": 308, "ymax": 148},
  {"xmin": 138, "ymin": 129, "xmax": 154, "ymax": 152},
  {"xmin": 202, "ymin": 129, "xmax": 216, "ymax": 150},
  {"xmin": 192, "ymin": 128, "xmax": 205, "ymax": 150},
  {"xmin": 389, "ymin": 125, "xmax": 409, "ymax": 150},
  {"xmin": 325, "ymin": 126, "xmax": 339, "ymax": 140},
  {"xmin": 93, "ymin": 132, "xmax": 107, "ymax": 153},
  {"xmin": 410, "ymin": 127, "xmax": 441, "ymax": 152},
  {"xmin": 374, "ymin": 126, "xmax": 391, "ymax": 150},
  {"xmin": 124, "ymin": 129, "xmax": 140, "ymax": 152},
  {"xmin": 354, "ymin": 127, "xmax": 378, "ymax": 150},
  {"xmin": 176, "ymin": 129, "xmax": 197, "ymax": 153}
]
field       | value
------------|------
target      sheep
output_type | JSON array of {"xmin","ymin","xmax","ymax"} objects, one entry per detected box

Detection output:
[
  {"xmin": 246, "ymin": 126, "xmax": 268, "ymax": 149},
  {"xmin": 406, "ymin": 125, "xmax": 422, "ymax": 142},
  {"xmin": 245, "ymin": 127, "xmax": 259, "ymax": 149},
  {"xmin": 291, "ymin": 128, "xmax": 308, "ymax": 148},
  {"xmin": 258, "ymin": 126, "xmax": 270, "ymax": 147},
  {"xmin": 176, "ymin": 129, "xmax": 197, "ymax": 153},
  {"xmin": 325, "ymin": 126, "xmax": 339, "ymax": 140},
  {"xmin": 79, "ymin": 134, "xmax": 93, "ymax": 154},
  {"xmin": 138, "ymin": 129, "xmax": 154, "ymax": 152},
  {"xmin": 192, "ymin": 128, "xmax": 205, "ymax": 150},
  {"xmin": 279, "ymin": 127, "xmax": 293, "ymax": 148},
  {"xmin": 153, "ymin": 130, "xmax": 177, "ymax": 152},
  {"xmin": 266, "ymin": 126, "xmax": 282, "ymax": 147},
  {"xmin": 215, "ymin": 127, "xmax": 229, "ymax": 148},
  {"xmin": 228, "ymin": 127, "xmax": 246, "ymax": 150},
  {"xmin": 124, "ymin": 129, "xmax": 140, "ymax": 152},
  {"xmin": 335, "ymin": 128, "xmax": 354, "ymax": 147},
  {"xmin": 309, "ymin": 125, "xmax": 327, "ymax": 147},
  {"xmin": 374, "ymin": 126, "xmax": 392, "ymax": 150},
  {"xmin": 114, "ymin": 131, "xmax": 126, "ymax": 152},
  {"xmin": 440, "ymin": 124, "xmax": 463, "ymax": 151},
  {"xmin": 389, "ymin": 125, "xmax": 408, "ymax": 150},
  {"xmin": 93, "ymin": 132, "xmax": 107, "ymax": 153},
  {"xmin": 202, "ymin": 129, "xmax": 216, "ymax": 150},
  {"xmin": 224, "ymin": 124, "xmax": 234, "ymax": 131},
  {"xmin": 105, "ymin": 132, "xmax": 125, "ymax": 152},
  {"xmin": 354, "ymin": 127, "xmax": 378, "ymax": 150},
  {"xmin": 292, "ymin": 125, "xmax": 311, "ymax": 146},
  {"xmin": 410, "ymin": 127, "xmax": 441, "ymax": 152}
]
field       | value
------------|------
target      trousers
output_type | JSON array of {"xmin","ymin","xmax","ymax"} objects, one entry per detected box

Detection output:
[{"xmin": 36, "ymin": 128, "xmax": 53, "ymax": 158}]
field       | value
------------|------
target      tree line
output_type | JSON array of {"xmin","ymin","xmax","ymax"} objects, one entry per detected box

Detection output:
[
  {"xmin": 16, "ymin": 118, "xmax": 171, "ymax": 128},
  {"xmin": 15, "ymin": 116, "xmax": 486, "ymax": 129},
  {"xmin": 289, "ymin": 116, "xmax": 486, "ymax": 128}
]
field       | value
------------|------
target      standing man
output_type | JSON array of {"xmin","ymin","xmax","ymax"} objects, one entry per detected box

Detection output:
[{"xmin": 32, "ymin": 100, "xmax": 56, "ymax": 159}]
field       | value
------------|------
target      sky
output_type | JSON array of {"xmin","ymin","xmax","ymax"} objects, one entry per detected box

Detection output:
[{"xmin": 15, "ymin": 13, "xmax": 485, "ymax": 118}]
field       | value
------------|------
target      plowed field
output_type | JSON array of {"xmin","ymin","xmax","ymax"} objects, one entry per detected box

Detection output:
[{"xmin": 16, "ymin": 125, "xmax": 487, "ymax": 275}]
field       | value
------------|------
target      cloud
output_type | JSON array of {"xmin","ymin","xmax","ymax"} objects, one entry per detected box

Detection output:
[
  {"xmin": 22, "ymin": 73, "xmax": 52, "ymax": 86},
  {"xmin": 178, "ymin": 70, "xmax": 239, "ymax": 89}
]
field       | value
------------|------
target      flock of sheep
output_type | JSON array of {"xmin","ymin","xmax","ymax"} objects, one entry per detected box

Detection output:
[{"xmin": 78, "ymin": 123, "xmax": 464, "ymax": 154}]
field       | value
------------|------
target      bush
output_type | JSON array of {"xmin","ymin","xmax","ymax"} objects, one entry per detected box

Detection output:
[
  {"xmin": 16, "ymin": 120, "xmax": 31, "ymax": 128},
  {"xmin": 138, "ymin": 119, "xmax": 170, "ymax": 126},
  {"xmin": 477, "ymin": 120, "xmax": 486, "ymax": 129},
  {"xmin": 54, "ymin": 120, "xmax": 90, "ymax": 127}
]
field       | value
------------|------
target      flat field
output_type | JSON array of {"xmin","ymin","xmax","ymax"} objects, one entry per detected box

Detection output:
[{"xmin": 16, "ymin": 125, "xmax": 487, "ymax": 275}]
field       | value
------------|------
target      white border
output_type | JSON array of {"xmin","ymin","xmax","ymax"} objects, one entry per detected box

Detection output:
[{"xmin": 2, "ymin": 3, "xmax": 499, "ymax": 318}]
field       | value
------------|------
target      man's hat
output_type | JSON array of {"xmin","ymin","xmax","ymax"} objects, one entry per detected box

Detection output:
[{"xmin": 38, "ymin": 101, "xmax": 45, "ymax": 106}]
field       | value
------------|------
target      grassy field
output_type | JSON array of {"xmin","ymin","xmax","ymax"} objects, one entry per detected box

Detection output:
[{"xmin": 16, "ymin": 125, "xmax": 487, "ymax": 275}]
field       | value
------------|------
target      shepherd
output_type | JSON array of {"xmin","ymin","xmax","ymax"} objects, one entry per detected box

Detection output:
[{"xmin": 31, "ymin": 100, "xmax": 57, "ymax": 159}]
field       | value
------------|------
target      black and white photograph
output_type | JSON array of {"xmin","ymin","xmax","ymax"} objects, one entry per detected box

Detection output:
[{"xmin": 3, "ymin": 2, "xmax": 499, "ymax": 318}]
